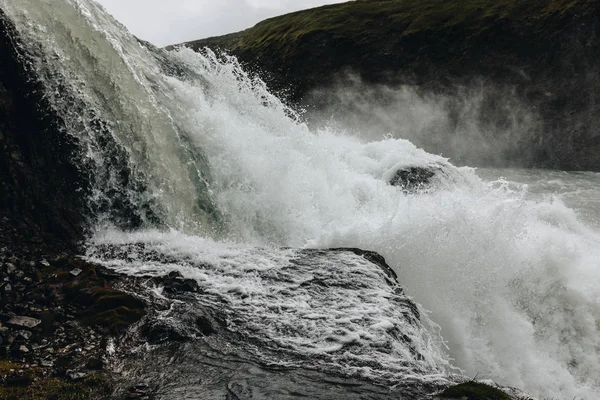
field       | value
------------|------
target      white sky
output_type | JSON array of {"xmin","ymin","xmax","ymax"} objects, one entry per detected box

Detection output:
[{"xmin": 96, "ymin": 0, "xmax": 347, "ymax": 47}]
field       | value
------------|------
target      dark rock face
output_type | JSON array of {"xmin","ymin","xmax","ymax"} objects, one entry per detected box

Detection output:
[
  {"xmin": 0, "ymin": 10, "xmax": 90, "ymax": 256},
  {"xmin": 90, "ymin": 246, "xmax": 450, "ymax": 400},
  {"xmin": 183, "ymin": 0, "xmax": 600, "ymax": 171}
]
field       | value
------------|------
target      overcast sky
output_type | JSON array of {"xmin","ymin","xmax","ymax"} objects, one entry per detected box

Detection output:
[{"xmin": 96, "ymin": 0, "xmax": 347, "ymax": 47}]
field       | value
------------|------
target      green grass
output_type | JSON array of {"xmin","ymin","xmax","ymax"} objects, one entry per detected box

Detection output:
[
  {"xmin": 177, "ymin": 0, "xmax": 596, "ymax": 102},
  {"xmin": 183, "ymin": 0, "xmax": 594, "ymax": 56},
  {"xmin": 0, "ymin": 361, "xmax": 110, "ymax": 400}
]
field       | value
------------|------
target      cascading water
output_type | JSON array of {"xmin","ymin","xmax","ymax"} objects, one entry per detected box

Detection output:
[{"xmin": 2, "ymin": 0, "xmax": 599, "ymax": 398}]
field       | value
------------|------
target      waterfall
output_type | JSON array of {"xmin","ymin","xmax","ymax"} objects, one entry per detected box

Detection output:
[{"xmin": 2, "ymin": 1, "xmax": 599, "ymax": 398}]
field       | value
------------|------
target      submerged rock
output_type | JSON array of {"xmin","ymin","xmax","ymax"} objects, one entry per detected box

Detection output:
[
  {"xmin": 387, "ymin": 163, "xmax": 463, "ymax": 193},
  {"xmin": 390, "ymin": 166, "xmax": 437, "ymax": 191},
  {"xmin": 154, "ymin": 271, "xmax": 200, "ymax": 294}
]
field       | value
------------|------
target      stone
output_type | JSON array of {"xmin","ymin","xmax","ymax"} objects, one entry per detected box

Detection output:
[
  {"xmin": 157, "ymin": 271, "xmax": 200, "ymax": 294},
  {"xmin": 129, "ymin": 383, "xmax": 151, "ymax": 395},
  {"xmin": 66, "ymin": 369, "xmax": 88, "ymax": 381},
  {"xmin": 141, "ymin": 322, "xmax": 186, "ymax": 344},
  {"xmin": 196, "ymin": 316, "xmax": 215, "ymax": 336},
  {"xmin": 70, "ymin": 268, "xmax": 82, "ymax": 277},
  {"xmin": 5, "ymin": 262, "xmax": 16, "ymax": 274},
  {"xmin": 389, "ymin": 166, "xmax": 437, "ymax": 191},
  {"xmin": 87, "ymin": 357, "xmax": 103, "ymax": 370},
  {"xmin": 7, "ymin": 315, "xmax": 41, "ymax": 329},
  {"xmin": 15, "ymin": 330, "xmax": 32, "ymax": 340}
]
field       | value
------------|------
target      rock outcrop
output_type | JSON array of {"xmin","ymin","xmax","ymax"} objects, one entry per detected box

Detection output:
[{"xmin": 0, "ymin": 10, "xmax": 90, "ymax": 256}]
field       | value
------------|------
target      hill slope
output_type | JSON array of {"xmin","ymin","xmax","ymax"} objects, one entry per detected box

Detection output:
[{"xmin": 179, "ymin": 0, "xmax": 600, "ymax": 170}]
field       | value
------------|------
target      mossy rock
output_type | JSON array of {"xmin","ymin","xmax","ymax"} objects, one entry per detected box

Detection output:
[
  {"xmin": 43, "ymin": 257, "xmax": 146, "ymax": 334},
  {"xmin": 439, "ymin": 381, "xmax": 511, "ymax": 400}
]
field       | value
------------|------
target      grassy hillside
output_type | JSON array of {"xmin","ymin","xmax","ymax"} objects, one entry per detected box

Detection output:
[
  {"xmin": 194, "ymin": 0, "xmax": 589, "ymax": 53},
  {"xmin": 177, "ymin": 0, "xmax": 600, "ymax": 171},
  {"xmin": 181, "ymin": 0, "xmax": 596, "ymax": 94}
]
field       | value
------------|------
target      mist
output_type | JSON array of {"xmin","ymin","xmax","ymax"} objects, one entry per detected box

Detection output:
[{"xmin": 304, "ymin": 74, "xmax": 542, "ymax": 169}]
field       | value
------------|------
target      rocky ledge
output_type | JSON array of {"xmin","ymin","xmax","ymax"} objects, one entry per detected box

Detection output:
[
  {"xmin": 0, "ymin": 246, "xmax": 531, "ymax": 400},
  {"xmin": 0, "ymin": 250, "xmax": 146, "ymax": 399}
]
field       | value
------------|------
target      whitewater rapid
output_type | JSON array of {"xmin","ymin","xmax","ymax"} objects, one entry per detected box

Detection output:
[{"xmin": 2, "ymin": 0, "xmax": 600, "ymax": 398}]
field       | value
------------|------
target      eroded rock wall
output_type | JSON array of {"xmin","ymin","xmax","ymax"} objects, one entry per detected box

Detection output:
[{"xmin": 0, "ymin": 10, "xmax": 90, "ymax": 255}]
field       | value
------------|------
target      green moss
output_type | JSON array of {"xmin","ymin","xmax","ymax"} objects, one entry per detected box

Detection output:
[
  {"xmin": 185, "ymin": 0, "xmax": 594, "ymax": 56},
  {"xmin": 0, "ymin": 366, "xmax": 110, "ymax": 400},
  {"xmin": 440, "ymin": 381, "xmax": 511, "ymax": 400},
  {"xmin": 180, "ymin": 0, "xmax": 597, "ymax": 103},
  {"xmin": 0, "ymin": 361, "xmax": 21, "ymax": 374}
]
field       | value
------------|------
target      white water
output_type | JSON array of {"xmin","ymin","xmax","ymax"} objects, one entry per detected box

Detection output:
[
  {"xmin": 88, "ymin": 231, "xmax": 452, "ymax": 387},
  {"xmin": 3, "ymin": 0, "xmax": 600, "ymax": 398}
]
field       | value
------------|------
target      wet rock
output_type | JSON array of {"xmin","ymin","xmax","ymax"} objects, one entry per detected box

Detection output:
[
  {"xmin": 6, "ymin": 315, "xmax": 41, "ymax": 329},
  {"xmin": 87, "ymin": 357, "xmax": 104, "ymax": 370},
  {"xmin": 15, "ymin": 330, "xmax": 32, "ymax": 341},
  {"xmin": 70, "ymin": 268, "xmax": 82, "ymax": 277},
  {"xmin": 77, "ymin": 287, "xmax": 146, "ymax": 334},
  {"xmin": 157, "ymin": 271, "xmax": 200, "ymax": 294},
  {"xmin": 389, "ymin": 166, "xmax": 438, "ymax": 191},
  {"xmin": 437, "ymin": 381, "xmax": 511, "ymax": 400},
  {"xmin": 141, "ymin": 322, "xmax": 186, "ymax": 344},
  {"xmin": 66, "ymin": 369, "xmax": 88, "ymax": 381},
  {"xmin": 5, "ymin": 262, "xmax": 16, "ymax": 274},
  {"xmin": 126, "ymin": 383, "xmax": 153, "ymax": 399},
  {"xmin": 195, "ymin": 316, "xmax": 215, "ymax": 336}
]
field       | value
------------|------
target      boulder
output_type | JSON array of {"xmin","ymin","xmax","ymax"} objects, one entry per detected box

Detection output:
[{"xmin": 389, "ymin": 166, "xmax": 438, "ymax": 191}]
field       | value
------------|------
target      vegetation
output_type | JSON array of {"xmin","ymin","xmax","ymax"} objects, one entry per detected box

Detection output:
[
  {"xmin": 182, "ymin": 0, "xmax": 597, "ymax": 96},
  {"xmin": 178, "ymin": 0, "xmax": 600, "ymax": 171},
  {"xmin": 190, "ymin": 0, "xmax": 591, "ymax": 50},
  {"xmin": 0, "ymin": 361, "xmax": 110, "ymax": 400}
]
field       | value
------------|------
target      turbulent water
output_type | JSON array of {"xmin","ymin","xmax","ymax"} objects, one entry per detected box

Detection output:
[{"xmin": 2, "ymin": 0, "xmax": 600, "ymax": 398}]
